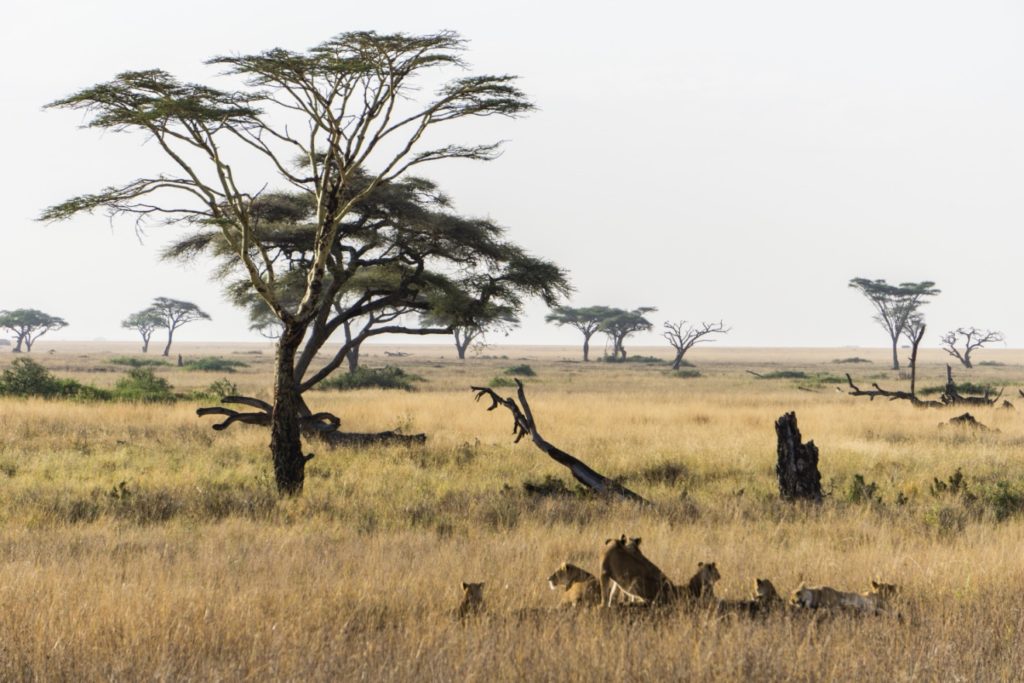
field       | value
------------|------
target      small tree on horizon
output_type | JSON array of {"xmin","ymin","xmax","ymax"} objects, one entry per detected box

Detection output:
[
  {"xmin": 940, "ymin": 327, "xmax": 1004, "ymax": 368},
  {"xmin": 544, "ymin": 305, "xmax": 618, "ymax": 361},
  {"xmin": 848, "ymin": 278, "xmax": 939, "ymax": 370},
  {"xmin": 0, "ymin": 309, "xmax": 68, "ymax": 352},
  {"xmin": 121, "ymin": 308, "xmax": 164, "ymax": 353},
  {"xmin": 662, "ymin": 320, "xmax": 730, "ymax": 370},
  {"xmin": 600, "ymin": 307, "xmax": 656, "ymax": 360},
  {"xmin": 148, "ymin": 298, "xmax": 211, "ymax": 356},
  {"xmin": 422, "ymin": 303, "xmax": 520, "ymax": 360}
]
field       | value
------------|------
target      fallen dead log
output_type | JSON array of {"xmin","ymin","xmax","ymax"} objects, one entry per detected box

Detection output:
[
  {"xmin": 941, "ymin": 365, "xmax": 1001, "ymax": 407},
  {"xmin": 196, "ymin": 395, "xmax": 426, "ymax": 446},
  {"xmin": 775, "ymin": 412, "xmax": 822, "ymax": 502},
  {"xmin": 844, "ymin": 374, "xmax": 943, "ymax": 408},
  {"xmin": 471, "ymin": 380, "xmax": 650, "ymax": 504}
]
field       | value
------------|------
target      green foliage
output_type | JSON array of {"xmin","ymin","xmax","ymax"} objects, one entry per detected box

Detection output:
[
  {"xmin": 832, "ymin": 357, "xmax": 872, "ymax": 364},
  {"xmin": 754, "ymin": 370, "xmax": 808, "ymax": 379},
  {"xmin": 503, "ymin": 364, "xmax": 535, "ymax": 376},
  {"xmin": 671, "ymin": 369, "xmax": 702, "ymax": 378},
  {"xmin": 183, "ymin": 357, "xmax": 248, "ymax": 372},
  {"xmin": 919, "ymin": 382, "xmax": 998, "ymax": 396},
  {"xmin": 0, "ymin": 358, "xmax": 102, "ymax": 399},
  {"xmin": 112, "ymin": 368, "xmax": 175, "ymax": 402},
  {"xmin": 109, "ymin": 356, "xmax": 171, "ymax": 368},
  {"xmin": 488, "ymin": 376, "xmax": 516, "ymax": 388},
  {"xmin": 320, "ymin": 366, "xmax": 422, "ymax": 391},
  {"xmin": 977, "ymin": 360, "xmax": 1005, "ymax": 367},
  {"xmin": 601, "ymin": 355, "xmax": 666, "ymax": 364},
  {"xmin": 846, "ymin": 474, "xmax": 881, "ymax": 505}
]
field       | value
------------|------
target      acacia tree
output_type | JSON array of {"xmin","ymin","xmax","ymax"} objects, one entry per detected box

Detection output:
[
  {"xmin": 940, "ymin": 327, "xmax": 1004, "ymax": 368},
  {"xmin": 44, "ymin": 31, "xmax": 564, "ymax": 495},
  {"xmin": 0, "ymin": 309, "xmax": 68, "ymax": 352},
  {"xmin": 121, "ymin": 308, "xmax": 164, "ymax": 353},
  {"xmin": 848, "ymin": 278, "xmax": 940, "ymax": 370},
  {"xmin": 422, "ymin": 303, "xmax": 520, "ymax": 360},
  {"xmin": 662, "ymin": 320, "xmax": 729, "ymax": 370},
  {"xmin": 600, "ymin": 307, "xmax": 656, "ymax": 360},
  {"xmin": 544, "ymin": 305, "xmax": 617, "ymax": 361},
  {"xmin": 147, "ymin": 297, "xmax": 211, "ymax": 356}
]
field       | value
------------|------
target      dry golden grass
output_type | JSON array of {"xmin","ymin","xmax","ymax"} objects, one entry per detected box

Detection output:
[{"xmin": 2, "ymin": 344, "xmax": 1024, "ymax": 680}]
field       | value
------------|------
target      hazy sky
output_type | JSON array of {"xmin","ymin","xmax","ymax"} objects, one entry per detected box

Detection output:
[{"xmin": 3, "ymin": 0, "xmax": 1023, "ymax": 350}]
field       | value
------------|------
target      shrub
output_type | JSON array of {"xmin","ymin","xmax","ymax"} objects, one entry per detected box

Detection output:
[
  {"xmin": 112, "ymin": 368, "xmax": 175, "ymax": 402},
  {"xmin": 109, "ymin": 356, "xmax": 171, "ymax": 368},
  {"xmin": 504, "ymin": 364, "xmax": 535, "ymax": 376},
  {"xmin": 977, "ymin": 360, "xmax": 1005, "ymax": 367},
  {"xmin": 671, "ymin": 369, "xmax": 702, "ymax": 378},
  {"xmin": 846, "ymin": 473, "xmax": 880, "ymax": 505},
  {"xmin": 832, "ymin": 357, "xmax": 872, "ymax": 364},
  {"xmin": 919, "ymin": 382, "xmax": 1000, "ymax": 396},
  {"xmin": 754, "ymin": 370, "xmax": 808, "ymax": 380},
  {"xmin": 0, "ymin": 358, "xmax": 104, "ymax": 399},
  {"xmin": 488, "ymin": 376, "xmax": 516, "ymax": 388},
  {"xmin": 183, "ymin": 357, "xmax": 249, "ymax": 373},
  {"xmin": 320, "ymin": 366, "xmax": 422, "ymax": 391},
  {"xmin": 603, "ymin": 355, "xmax": 666, "ymax": 364}
]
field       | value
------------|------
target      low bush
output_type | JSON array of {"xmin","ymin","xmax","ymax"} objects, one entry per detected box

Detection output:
[
  {"xmin": 488, "ymin": 376, "xmax": 516, "ymax": 388},
  {"xmin": 754, "ymin": 370, "xmax": 808, "ymax": 380},
  {"xmin": 0, "ymin": 358, "xmax": 106, "ymax": 399},
  {"xmin": 320, "ymin": 366, "xmax": 422, "ymax": 391},
  {"xmin": 111, "ymin": 368, "xmax": 176, "ymax": 402},
  {"xmin": 503, "ymin": 364, "xmax": 535, "ymax": 376},
  {"xmin": 919, "ymin": 382, "xmax": 999, "ymax": 396},
  {"xmin": 671, "ymin": 369, "xmax": 702, "ymax": 378},
  {"xmin": 109, "ymin": 356, "xmax": 171, "ymax": 368},
  {"xmin": 183, "ymin": 357, "xmax": 249, "ymax": 373}
]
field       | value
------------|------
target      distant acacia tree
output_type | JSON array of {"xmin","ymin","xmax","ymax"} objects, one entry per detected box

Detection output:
[
  {"xmin": 600, "ymin": 307, "xmax": 656, "ymax": 360},
  {"xmin": 848, "ymin": 278, "xmax": 939, "ymax": 370},
  {"xmin": 545, "ymin": 305, "xmax": 617, "ymax": 361},
  {"xmin": 422, "ymin": 303, "xmax": 520, "ymax": 360},
  {"xmin": 121, "ymin": 308, "xmax": 164, "ymax": 353},
  {"xmin": 662, "ymin": 320, "xmax": 730, "ymax": 370},
  {"xmin": 940, "ymin": 327, "xmax": 1004, "ymax": 368},
  {"xmin": 0, "ymin": 309, "xmax": 68, "ymax": 352},
  {"xmin": 148, "ymin": 298, "xmax": 211, "ymax": 357}
]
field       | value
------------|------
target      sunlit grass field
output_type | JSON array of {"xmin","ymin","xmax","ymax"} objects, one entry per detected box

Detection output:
[{"xmin": 1, "ymin": 342, "xmax": 1023, "ymax": 681}]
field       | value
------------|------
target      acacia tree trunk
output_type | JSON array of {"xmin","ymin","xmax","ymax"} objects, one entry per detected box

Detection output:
[
  {"xmin": 889, "ymin": 335, "xmax": 900, "ymax": 370},
  {"xmin": 141, "ymin": 332, "xmax": 151, "ymax": 353},
  {"xmin": 582, "ymin": 334, "xmax": 591, "ymax": 362},
  {"xmin": 271, "ymin": 325, "xmax": 309, "ymax": 495},
  {"xmin": 162, "ymin": 327, "xmax": 175, "ymax": 357},
  {"xmin": 22, "ymin": 336, "xmax": 33, "ymax": 352},
  {"xmin": 346, "ymin": 345, "xmax": 360, "ymax": 373},
  {"xmin": 671, "ymin": 351, "xmax": 685, "ymax": 370}
]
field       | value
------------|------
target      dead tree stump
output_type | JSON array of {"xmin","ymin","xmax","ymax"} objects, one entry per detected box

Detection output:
[{"xmin": 775, "ymin": 412, "xmax": 822, "ymax": 502}]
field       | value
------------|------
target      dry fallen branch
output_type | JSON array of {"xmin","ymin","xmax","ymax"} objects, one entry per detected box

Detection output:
[
  {"xmin": 196, "ymin": 395, "xmax": 426, "ymax": 446},
  {"xmin": 471, "ymin": 379, "xmax": 649, "ymax": 504}
]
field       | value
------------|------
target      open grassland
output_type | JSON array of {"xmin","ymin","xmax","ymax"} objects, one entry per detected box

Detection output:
[{"xmin": 2, "ymin": 344, "xmax": 1024, "ymax": 681}]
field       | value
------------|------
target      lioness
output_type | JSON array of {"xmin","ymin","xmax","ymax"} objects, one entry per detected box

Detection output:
[
  {"xmin": 548, "ymin": 562, "xmax": 602, "ymax": 607},
  {"xmin": 790, "ymin": 579, "xmax": 899, "ymax": 615},
  {"xmin": 599, "ymin": 536, "xmax": 675, "ymax": 606},
  {"xmin": 456, "ymin": 581, "xmax": 485, "ymax": 618}
]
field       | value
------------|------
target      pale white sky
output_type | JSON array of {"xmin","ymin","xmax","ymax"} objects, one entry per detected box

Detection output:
[{"xmin": 2, "ymin": 0, "xmax": 1022, "ymax": 350}]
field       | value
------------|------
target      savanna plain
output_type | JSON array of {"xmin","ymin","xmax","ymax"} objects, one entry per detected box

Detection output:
[{"xmin": 2, "ymin": 342, "xmax": 1023, "ymax": 682}]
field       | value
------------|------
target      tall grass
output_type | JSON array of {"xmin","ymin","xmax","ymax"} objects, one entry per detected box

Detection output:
[{"xmin": 1, "ymin": 345, "xmax": 1023, "ymax": 680}]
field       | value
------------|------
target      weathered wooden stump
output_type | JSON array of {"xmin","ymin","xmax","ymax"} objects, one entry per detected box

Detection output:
[{"xmin": 774, "ymin": 412, "xmax": 822, "ymax": 502}]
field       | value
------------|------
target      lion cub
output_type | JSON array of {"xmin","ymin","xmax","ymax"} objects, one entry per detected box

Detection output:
[
  {"xmin": 716, "ymin": 578, "xmax": 784, "ymax": 616},
  {"xmin": 455, "ymin": 581, "xmax": 485, "ymax": 619},
  {"xmin": 548, "ymin": 562, "xmax": 602, "ymax": 607}
]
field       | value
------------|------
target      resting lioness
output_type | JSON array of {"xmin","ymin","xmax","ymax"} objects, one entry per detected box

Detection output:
[
  {"xmin": 456, "ymin": 581, "xmax": 485, "ymax": 618},
  {"xmin": 600, "ymin": 535, "xmax": 675, "ymax": 606},
  {"xmin": 790, "ymin": 579, "xmax": 899, "ymax": 615},
  {"xmin": 548, "ymin": 562, "xmax": 602, "ymax": 607}
]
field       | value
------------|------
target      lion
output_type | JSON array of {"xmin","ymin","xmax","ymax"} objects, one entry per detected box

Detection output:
[
  {"xmin": 682, "ymin": 561, "xmax": 721, "ymax": 602},
  {"xmin": 547, "ymin": 562, "xmax": 602, "ymax": 607},
  {"xmin": 716, "ymin": 577, "xmax": 784, "ymax": 616},
  {"xmin": 790, "ymin": 579, "xmax": 899, "ymax": 615},
  {"xmin": 599, "ymin": 535, "xmax": 675, "ymax": 606},
  {"xmin": 456, "ymin": 581, "xmax": 485, "ymax": 618}
]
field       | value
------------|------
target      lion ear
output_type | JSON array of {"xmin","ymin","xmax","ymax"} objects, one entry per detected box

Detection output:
[
  {"xmin": 871, "ymin": 579, "xmax": 880, "ymax": 589},
  {"xmin": 698, "ymin": 561, "xmax": 704, "ymax": 567},
  {"xmin": 461, "ymin": 582, "xmax": 469, "ymax": 590}
]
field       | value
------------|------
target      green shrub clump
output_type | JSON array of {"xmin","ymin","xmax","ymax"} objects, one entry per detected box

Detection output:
[
  {"xmin": 109, "ymin": 356, "xmax": 171, "ymax": 368},
  {"xmin": 320, "ymin": 366, "xmax": 422, "ymax": 391},
  {"xmin": 111, "ymin": 368, "xmax": 175, "ymax": 402},
  {"xmin": 0, "ymin": 358, "xmax": 107, "ymax": 399},
  {"xmin": 183, "ymin": 357, "xmax": 249, "ymax": 373},
  {"xmin": 504, "ymin": 364, "xmax": 536, "ymax": 376}
]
